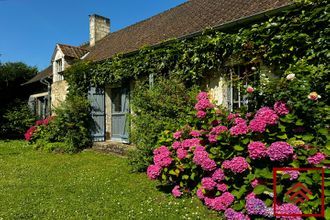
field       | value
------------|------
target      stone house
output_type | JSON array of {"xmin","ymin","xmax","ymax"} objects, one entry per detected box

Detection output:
[{"xmin": 24, "ymin": 0, "xmax": 292, "ymax": 143}]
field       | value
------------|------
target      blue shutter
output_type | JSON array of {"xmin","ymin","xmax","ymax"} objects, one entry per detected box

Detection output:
[{"xmin": 88, "ymin": 87, "xmax": 105, "ymax": 142}]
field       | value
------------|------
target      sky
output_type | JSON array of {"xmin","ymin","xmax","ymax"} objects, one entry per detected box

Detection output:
[{"xmin": 0, "ymin": 0, "xmax": 187, "ymax": 71}]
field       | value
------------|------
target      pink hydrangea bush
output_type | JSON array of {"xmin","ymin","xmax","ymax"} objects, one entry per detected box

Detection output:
[
  {"xmin": 147, "ymin": 91, "xmax": 328, "ymax": 219},
  {"xmin": 24, "ymin": 116, "xmax": 55, "ymax": 142}
]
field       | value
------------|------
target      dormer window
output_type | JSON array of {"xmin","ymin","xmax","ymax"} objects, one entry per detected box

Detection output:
[{"xmin": 55, "ymin": 59, "xmax": 64, "ymax": 81}]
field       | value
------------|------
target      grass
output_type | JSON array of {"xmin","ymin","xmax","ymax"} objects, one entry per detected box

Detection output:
[{"xmin": 0, "ymin": 141, "xmax": 217, "ymax": 219}]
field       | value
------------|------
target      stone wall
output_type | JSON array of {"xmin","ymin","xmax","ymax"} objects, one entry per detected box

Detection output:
[{"xmin": 51, "ymin": 80, "xmax": 68, "ymax": 111}]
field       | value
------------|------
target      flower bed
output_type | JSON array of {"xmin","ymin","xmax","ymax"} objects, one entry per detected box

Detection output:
[{"xmin": 147, "ymin": 90, "xmax": 328, "ymax": 219}]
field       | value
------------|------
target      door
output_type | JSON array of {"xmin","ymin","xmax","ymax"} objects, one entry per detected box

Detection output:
[
  {"xmin": 88, "ymin": 87, "xmax": 105, "ymax": 142},
  {"xmin": 111, "ymin": 87, "xmax": 129, "ymax": 143}
]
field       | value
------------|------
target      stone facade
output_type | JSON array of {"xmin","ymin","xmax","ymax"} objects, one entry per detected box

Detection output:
[
  {"xmin": 51, "ymin": 80, "xmax": 68, "ymax": 110},
  {"xmin": 89, "ymin": 14, "xmax": 110, "ymax": 47}
]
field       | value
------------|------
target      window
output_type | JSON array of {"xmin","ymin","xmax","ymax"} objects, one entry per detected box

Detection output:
[
  {"xmin": 55, "ymin": 59, "xmax": 64, "ymax": 81},
  {"xmin": 227, "ymin": 65, "xmax": 257, "ymax": 112}
]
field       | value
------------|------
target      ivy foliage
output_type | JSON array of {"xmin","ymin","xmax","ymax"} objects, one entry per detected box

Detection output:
[{"xmin": 63, "ymin": 0, "xmax": 329, "ymax": 164}]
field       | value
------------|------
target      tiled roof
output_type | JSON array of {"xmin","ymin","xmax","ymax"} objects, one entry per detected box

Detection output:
[
  {"xmin": 58, "ymin": 44, "xmax": 89, "ymax": 59},
  {"xmin": 22, "ymin": 65, "xmax": 52, "ymax": 85},
  {"xmin": 86, "ymin": 0, "xmax": 292, "ymax": 61}
]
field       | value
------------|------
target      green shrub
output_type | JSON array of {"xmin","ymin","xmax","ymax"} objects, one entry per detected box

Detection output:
[
  {"xmin": 1, "ymin": 100, "xmax": 36, "ymax": 139},
  {"xmin": 26, "ymin": 96, "xmax": 93, "ymax": 152},
  {"xmin": 128, "ymin": 76, "xmax": 199, "ymax": 172}
]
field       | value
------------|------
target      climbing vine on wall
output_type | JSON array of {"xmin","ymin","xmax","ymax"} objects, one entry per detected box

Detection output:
[{"xmin": 64, "ymin": 0, "xmax": 329, "ymax": 150}]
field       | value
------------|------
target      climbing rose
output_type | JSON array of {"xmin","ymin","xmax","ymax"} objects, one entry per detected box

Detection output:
[
  {"xmin": 196, "ymin": 111, "xmax": 207, "ymax": 119},
  {"xmin": 171, "ymin": 185, "xmax": 182, "ymax": 198},
  {"xmin": 229, "ymin": 121, "xmax": 248, "ymax": 136},
  {"xmin": 173, "ymin": 131, "xmax": 182, "ymax": 139},
  {"xmin": 225, "ymin": 208, "xmax": 250, "ymax": 220},
  {"xmin": 147, "ymin": 164, "xmax": 162, "ymax": 180},
  {"xmin": 308, "ymin": 152, "xmax": 326, "ymax": 165},
  {"xmin": 197, "ymin": 91, "xmax": 209, "ymax": 100},
  {"xmin": 249, "ymin": 118, "xmax": 267, "ymax": 133},
  {"xmin": 246, "ymin": 86, "xmax": 254, "ymax": 93},
  {"xmin": 248, "ymin": 141, "xmax": 268, "ymax": 159},
  {"xmin": 222, "ymin": 156, "xmax": 249, "ymax": 173},
  {"xmin": 274, "ymin": 101, "xmax": 289, "ymax": 116},
  {"xmin": 308, "ymin": 92, "xmax": 321, "ymax": 101},
  {"xmin": 211, "ymin": 169, "xmax": 225, "ymax": 182},
  {"xmin": 286, "ymin": 73, "xmax": 295, "ymax": 80},
  {"xmin": 276, "ymin": 203, "xmax": 302, "ymax": 220},
  {"xmin": 177, "ymin": 148, "xmax": 188, "ymax": 160},
  {"xmin": 201, "ymin": 177, "xmax": 217, "ymax": 191},
  {"xmin": 267, "ymin": 142, "xmax": 293, "ymax": 161}
]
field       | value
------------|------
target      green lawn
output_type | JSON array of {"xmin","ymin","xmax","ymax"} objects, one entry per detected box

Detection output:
[{"xmin": 0, "ymin": 141, "xmax": 217, "ymax": 219}]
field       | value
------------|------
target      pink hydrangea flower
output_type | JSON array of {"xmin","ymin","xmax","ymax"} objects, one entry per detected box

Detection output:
[
  {"xmin": 206, "ymin": 192, "xmax": 234, "ymax": 211},
  {"xmin": 197, "ymin": 110, "xmax": 207, "ymax": 119},
  {"xmin": 210, "ymin": 126, "xmax": 228, "ymax": 135},
  {"xmin": 246, "ymin": 197, "xmax": 273, "ymax": 217},
  {"xmin": 173, "ymin": 131, "xmax": 182, "ymax": 139},
  {"xmin": 255, "ymin": 107, "xmax": 279, "ymax": 125},
  {"xmin": 153, "ymin": 146, "xmax": 171, "ymax": 156},
  {"xmin": 248, "ymin": 141, "xmax": 268, "ymax": 159},
  {"xmin": 246, "ymin": 192, "xmax": 256, "ymax": 200},
  {"xmin": 197, "ymin": 91, "xmax": 209, "ymax": 100},
  {"xmin": 24, "ymin": 125, "xmax": 37, "ymax": 141},
  {"xmin": 283, "ymin": 170, "xmax": 300, "ymax": 180},
  {"xmin": 177, "ymin": 148, "xmax": 188, "ymax": 160},
  {"xmin": 201, "ymin": 177, "xmax": 217, "ymax": 191},
  {"xmin": 308, "ymin": 152, "xmax": 326, "ymax": 165},
  {"xmin": 153, "ymin": 146, "xmax": 172, "ymax": 167},
  {"xmin": 216, "ymin": 183, "xmax": 228, "ymax": 192},
  {"xmin": 225, "ymin": 208, "xmax": 250, "ymax": 220},
  {"xmin": 222, "ymin": 156, "xmax": 249, "ymax": 173},
  {"xmin": 193, "ymin": 148, "xmax": 217, "ymax": 171},
  {"xmin": 171, "ymin": 185, "xmax": 183, "ymax": 198},
  {"xmin": 147, "ymin": 164, "xmax": 162, "ymax": 180},
  {"xmin": 251, "ymin": 179, "xmax": 260, "ymax": 188},
  {"xmin": 181, "ymin": 138, "xmax": 201, "ymax": 150},
  {"xmin": 276, "ymin": 203, "xmax": 302, "ymax": 220},
  {"xmin": 267, "ymin": 142, "xmax": 293, "ymax": 161},
  {"xmin": 207, "ymin": 134, "xmax": 217, "ymax": 143},
  {"xmin": 195, "ymin": 99, "xmax": 214, "ymax": 111},
  {"xmin": 248, "ymin": 118, "xmax": 267, "ymax": 133},
  {"xmin": 234, "ymin": 117, "xmax": 246, "ymax": 125},
  {"xmin": 172, "ymin": 141, "xmax": 181, "ymax": 150},
  {"xmin": 190, "ymin": 130, "xmax": 201, "ymax": 137},
  {"xmin": 196, "ymin": 188, "xmax": 205, "ymax": 200},
  {"xmin": 229, "ymin": 122, "xmax": 248, "ymax": 136},
  {"xmin": 227, "ymin": 113, "xmax": 240, "ymax": 121},
  {"xmin": 211, "ymin": 169, "xmax": 225, "ymax": 182},
  {"xmin": 274, "ymin": 101, "xmax": 289, "ymax": 116}
]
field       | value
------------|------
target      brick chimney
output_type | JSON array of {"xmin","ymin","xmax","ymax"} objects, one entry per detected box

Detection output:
[{"xmin": 89, "ymin": 14, "xmax": 110, "ymax": 47}]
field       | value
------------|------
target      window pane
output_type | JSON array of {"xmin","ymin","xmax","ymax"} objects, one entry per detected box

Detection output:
[{"xmin": 111, "ymin": 89, "xmax": 122, "ymax": 112}]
